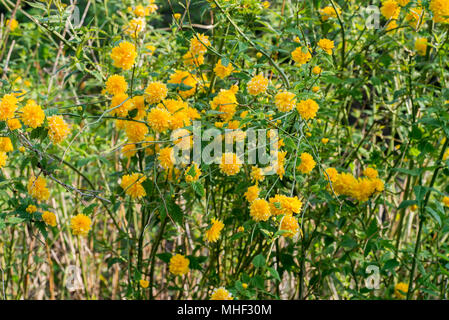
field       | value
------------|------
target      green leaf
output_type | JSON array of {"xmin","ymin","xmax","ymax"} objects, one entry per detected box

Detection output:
[
  {"xmin": 398, "ymin": 200, "xmax": 417, "ymax": 210},
  {"xmin": 426, "ymin": 207, "xmax": 442, "ymax": 226},
  {"xmin": 83, "ymin": 203, "xmax": 97, "ymax": 215},
  {"xmin": 383, "ymin": 259, "xmax": 399, "ymax": 271},
  {"xmin": 230, "ymin": 232, "xmax": 245, "ymax": 241},
  {"xmin": 250, "ymin": 275, "xmax": 265, "ymax": 290},
  {"xmin": 392, "ymin": 168, "xmax": 421, "ymax": 176},
  {"xmin": 341, "ymin": 235, "xmax": 358, "ymax": 250},
  {"xmin": 157, "ymin": 253, "xmax": 172, "ymax": 263},
  {"xmin": 410, "ymin": 125, "xmax": 422, "ymax": 140},
  {"xmin": 252, "ymin": 254, "xmax": 266, "ymax": 268},
  {"xmin": 268, "ymin": 267, "xmax": 280, "ymax": 282},
  {"xmin": 414, "ymin": 186, "xmax": 427, "ymax": 203},
  {"xmin": 35, "ymin": 222, "xmax": 48, "ymax": 240},
  {"xmin": 165, "ymin": 198, "xmax": 183, "ymax": 226},
  {"xmin": 221, "ymin": 57, "xmax": 230, "ymax": 67},
  {"xmin": 6, "ymin": 217, "xmax": 24, "ymax": 224},
  {"xmin": 192, "ymin": 182, "xmax": 205, "ymax": 197}
]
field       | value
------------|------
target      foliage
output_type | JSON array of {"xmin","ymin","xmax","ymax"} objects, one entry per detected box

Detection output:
[{"xmin": 0, "ymin": 0, "xmax": 449, "ymax": 300}]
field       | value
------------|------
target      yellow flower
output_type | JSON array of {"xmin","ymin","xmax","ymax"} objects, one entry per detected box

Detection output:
[
  {"xmin": 242, "ymin": 283, "xmax": 248, "ymax": 289},
  {"xmin": 70, "ymin": 213, "xmax": 92, "ymax": 236},
  {"xmin": 274, "ymin": 91, "xmax": 296, "ymax": 112},
  {"xmin": 169, "ymin": 254, "xmax": 190, "ymax": 276},
  {"xmin": 247, "ymin": 74, "xmax": 268, "ymax": 96},
  {"xmin": 145, "ymin": 44, "xmax": 156, "ymax": 55},
  {"xmin": 214, "ymin": 59, "xmax": 234, "ymax": 79},
  {"xmin": 320, "ymin": 6, "xmax": 341, "ymax": 21},
  {"xmin": 363, "ymin": 167, "xmax": 379, "ymax": 179},
  {"xmin": 443, "ymin": 196, "xmax": 449, "ymax": 207},
  {"xmin": 210, "ymin": 287, "xmax": 233, "ymax": 300},
  {"xmin": 280, "ymin": 215, "xmax": 299, "ymax": 238},
  {"xmin": 130, "ymin": 95, "xmax": 147, "ymax": 120},
  {"xmin": 269, "ymin": 195, "xmax": 302, "ymax": 216},
  {"xmin": 158, "ymin": 147, "xmax": 175, "ymax": 170},
  {"xmin": 183, "ymin": 51, "xmax": 205, "ymax": 69},
  {"xmin": 139, "ymin": 279, "xmax": 149, "ymax": 288},
  {"xmin": 262, "ymin": 1, "xmax": 270, "ymax": 8},
  {"xmin": 398, "ymin": 0, "xmax": 410, "ymax": 5},
  {"xmin": 317, "ymin": 38, "xmax": 334, "ymax": 55},
  {"xmin": 0, "ymin": 137, "xmax": 13, "ymax": 152},
  {"xmin": 0, "ymin": 94, "xmax": 18, "ymax": 121},
  {"xmin": 273, "ymin": 150, "xmax": 287, "ymax": 180},
  {"xmin": 7, "ymin": 118, "xmax": 21, "ymax": 130},
  {"xmin": 205, "ymin": 218, "xmax": 224, "ymax": 242},
  {"xmin": 110, "ymin": 41, "xmax": 137, "ymax": 70},
  {"xmin": 6, "ymin": 18, "xmax": 18, "ymax": 31},
  {"xmin": 394, "ymin": 282, "xmax": 409, "ymax": 299},
  {"xmin": 125, "ymin": 18, "xmax": 145, "ymax": 38},
  {"xmin": 42, "ymin": 211, "xmax": 57, "ymax": 227},
  {"xmin": 406, "ymin": 6, "xmax": 425, "ymax": 29},
  {"xmin": 237, "ymin": 226, "xmax": 245, "ymax": 233},
  {"xmin": 352, "ymin": 178, "xmax": 378, "ymax": 202},
  {"xmin": 185, "ymin": 162, "xmax": 201, "ymax": 182},
  {"xmin": 28, "ymin": 176, "xmax": 50, "ymax": 201},
  {"xmin": 147, "ymin": 0, "xmax": 158, "ymax": 13},
  {"xmin": 122, "ymin": 143, "xmax": 137, "ymax": 158},
  {"xmin": 244, "ymin": 185, "xmax": 260, "ymax": 203},
  {"xmin": 444, "ymin": 148, "xmax": 449, "ymax": 161},
  {"xmin": 125, "ymin": 121, "xmax": 148, "ymax": 142},
  {"xmin": 142, "ymin": 136, "xmax": 159, "ymax": 156},
  {"xmin": 210, "ymin": 85, "xmax": 239, "ymax": 121},
  {"xmin": 331, "ymin": 170, "xmax": 384, "ymax": 202},
  {"xmin": 134, "ymin": 5, "xmax": 149, "ymax": 17},
  {"xmin": 20, "ymin": 99, "xmax": 45, "ymax": 128},
  {"xmin": 189, "ymin": 33, "xmax": 210, "ymax": 56},
  {"xmin": 291, "ymin": 47, "xmax": 312, "ymax": 65},
  {"xmin": 227, "ymin": 120, "xmax": 240, "ymax": 130},
  {"xmin": 296, "ymin": 99, "xmax": 319, "ymax": 120},
  {"xmin": 173, "ymin": 13, "xmax": 181, "ymax": 20},
  {"xmin": 321, "ymin": 138, "xmax": 329, "ymax": 144},
  {"xmin": 168, "ymin": 70, "xmax": 197, "ymax": 99},
  {"xmin": 430, "ymin": 0, "xmax": 449, "ymax": 23},
  {"xmin": 105, "ymin": 75, "xmax": 128, "ymax": 95},
  {"xmin": 47, "ymin": 115, "xmax": 71, "ymax": 144},
  {"xmin": 250, "ymin": 166, "xmax": 265, "ymax": 183},
  {"xmin": 312, "ymin": 66, "xmax": 322, "ymax": 75},
  {"xmin": 110, "ymin": 93, "xmax": 132, "ymax": 117},
  {"xmin": 219, "ymin": 153, "xmax": 242, "ymax": 176},
  {"xmin": 415, "ymin": 37, "xmax": 427, "ymax": 56},
  {"xmin": 0, "ymin": 151, "xmax": 7, "ymax": 168},
  {"xmin": 312, "ymin": 86, "xmax": 320, "ymax": 93},
  {"xmin": 250, "ymin": 199, "xmax": 271, "ymax": 222},
  {"xmin": 170, "ymin": 109, "xmax": 191, "ymax": 130},
  {"xmin": 120, "ymin": 173, "xmax": 146, "ymax": 198},
  {"xmin": 26, "ymin": 204, "xmax": 37, "ymax": 214},
  {"xmin": 324, "ymin": 167, "xmax": 339, "ymax": 184},
  {"xmin": 332, "ymin": 172, "xmax": 357, "ymax": 196},
  {"xmin": 147, "ymin": 107, "xmax": 171, "ymax": 133},
  {"xmin": 386, "ymin": 19, "xmax": 398, "ymax": 31},
  {"xmin": 381, "ymin": 0, "xmax": 401, "ymax": 20},
  {"xmin": 297, "ymin": 152, "xmax": 316, "ymax": 174}
]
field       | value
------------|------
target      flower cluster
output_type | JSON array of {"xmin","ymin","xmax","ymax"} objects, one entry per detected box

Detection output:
[{"xmin": 326, "ymin": 167, "xmax": 385, "ymax": 202}]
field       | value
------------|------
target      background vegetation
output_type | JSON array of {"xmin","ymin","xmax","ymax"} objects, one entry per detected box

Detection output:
[{"xmin": 0, "ymin": 0, "xmax": 449, "ymax": 300}]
